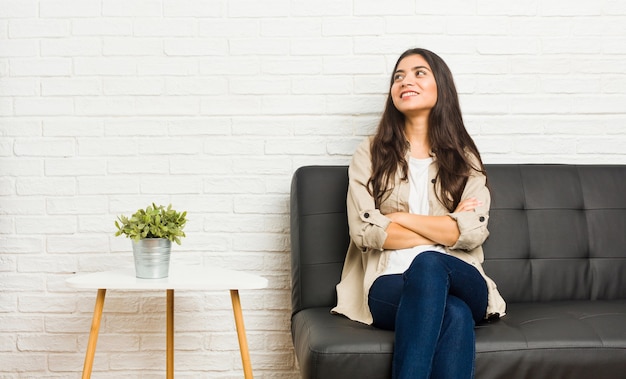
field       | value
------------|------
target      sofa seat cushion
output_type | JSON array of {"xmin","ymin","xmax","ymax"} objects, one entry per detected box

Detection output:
[
  {"xmin": 476, "ymin": 300, "xmax": 626, "ymax": 379},
  {"xmin": 291, "ymin": 307, "xmax": 393, "ymax": 379},
  {"xmin": 292, "ymin": 300, "xmax": 626, "ymax": 379}
]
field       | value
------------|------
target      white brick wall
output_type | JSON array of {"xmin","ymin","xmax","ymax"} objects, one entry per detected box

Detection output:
[{"xmin": 1, "ymin": 0, "xmax": 625, "ymax": 377}]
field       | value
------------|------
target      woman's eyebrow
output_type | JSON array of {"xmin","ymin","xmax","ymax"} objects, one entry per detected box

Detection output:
[{"xmin": 395, "ymin": 65, "xmax": 431, "ymax": 73}]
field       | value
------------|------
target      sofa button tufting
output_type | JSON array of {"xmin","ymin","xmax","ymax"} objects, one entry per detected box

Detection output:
[
  {"xmin": 479, "ymin": 216, "xmax": 485, "ymax": 222},
  {"xmin": 364, "ymin": 212, "xmax": 370, "ymax": 218}
]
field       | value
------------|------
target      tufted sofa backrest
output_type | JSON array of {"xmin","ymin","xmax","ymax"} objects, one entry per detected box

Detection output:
[
  {"xmin": 290, "ymin": 165, "xmax": 626, "ymax": 314},
  {"xmin": 481, "ymin": 165, "xmax": 626, "ymax": 303}
]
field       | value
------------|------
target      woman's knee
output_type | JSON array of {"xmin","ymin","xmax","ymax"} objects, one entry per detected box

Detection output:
[
  {"xmin": 404, "ymin": 251, "xmax": 446, "ymax": 280},
  {"xmin": 404, "ymin": 252, "xmax": 449, "ymax": 290}
]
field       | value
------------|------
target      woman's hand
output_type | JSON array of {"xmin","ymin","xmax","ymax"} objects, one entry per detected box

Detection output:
[
  {"xmin": 454, "ymin": 197, "xmax": 483, "ymax": 213},
  {"xmin": 385, "ymin": 212, "xmax": 406, "ymax": 223}
]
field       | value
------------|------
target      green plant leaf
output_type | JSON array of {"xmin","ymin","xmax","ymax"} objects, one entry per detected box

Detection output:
[{"xmin": 114, "ymin": 203, "xmax": 187, "ymax": 245}]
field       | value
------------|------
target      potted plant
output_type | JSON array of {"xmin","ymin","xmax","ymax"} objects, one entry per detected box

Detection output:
[{"xmin": 115, "ymin": 203, "xmax": 187, "ymax": 279}]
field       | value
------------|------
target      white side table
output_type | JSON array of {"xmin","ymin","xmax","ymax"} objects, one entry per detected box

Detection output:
[{"xmin": 66, "ymin": 264, "xmax": 268, "ymax": 379}]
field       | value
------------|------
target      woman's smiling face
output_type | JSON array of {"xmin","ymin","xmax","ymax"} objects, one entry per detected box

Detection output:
[{"xmin": 391, "ymin": 54, "xmax": 438, "ymax": 118}]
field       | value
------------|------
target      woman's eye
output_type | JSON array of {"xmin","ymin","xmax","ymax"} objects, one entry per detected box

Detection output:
[
  {"xmin": 394, "ymin": 74, "xmax": 404, "ymax": 81},
  {"xmin": 416, "ymin": 70, "xmax": 427, "ymax": 76}
]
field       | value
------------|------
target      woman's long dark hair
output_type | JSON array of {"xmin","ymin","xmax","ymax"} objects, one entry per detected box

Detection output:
[{"xmin": 368, "ymin": 48, "xmax": 486, "ymax": 211}]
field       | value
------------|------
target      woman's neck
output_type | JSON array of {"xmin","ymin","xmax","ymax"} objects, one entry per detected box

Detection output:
[{"xmin": 404, "ymin": 117, "xmax": 431, "ymax": 159}]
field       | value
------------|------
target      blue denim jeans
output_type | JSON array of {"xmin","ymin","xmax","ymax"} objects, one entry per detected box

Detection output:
[{"xmin": 368, "ymin": 251, "xmax": 488, "ymax": 379}]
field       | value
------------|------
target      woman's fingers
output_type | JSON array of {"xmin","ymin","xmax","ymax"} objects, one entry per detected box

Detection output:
[{"xmin": 455, "ymin": 197, "xmax": 483, "ymax": 212}]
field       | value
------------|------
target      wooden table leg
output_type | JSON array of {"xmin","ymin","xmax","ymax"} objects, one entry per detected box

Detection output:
[
  {"xmin": 230, "ymin": 289, "xmax": 253, "ymax": 379},
  {"xmin": 82, "ymin": 288, "xmax": 106, "ymax": 379},
  {"xmin": 167, "ymin": 289, "xmax": 174, "ymax": 379}
]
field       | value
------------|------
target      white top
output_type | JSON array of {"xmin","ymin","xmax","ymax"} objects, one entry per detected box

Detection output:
[
  {"xmin": 66, "ymin": 264, "xmax": 268, "ymax": 291},
  {"xmin": 383, "ymin": 157, "xmax": 446, "ymax": 275}
]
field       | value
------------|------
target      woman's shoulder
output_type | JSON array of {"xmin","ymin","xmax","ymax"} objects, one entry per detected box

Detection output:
[
  {"xmin": 352, "ymin": 136, "xmax": 374, "ymax": 160},
  {"xmin": 357, "ymin": 136, "xmax": 374, "ymax": 150},
  {"xmin": 349, "ymin": 137, "xmax": 375, "ymax": 177}
]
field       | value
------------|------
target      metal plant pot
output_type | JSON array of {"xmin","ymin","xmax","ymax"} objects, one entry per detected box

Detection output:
[{"xmin": 132, "ymin": 238, "xmax": 172, "ymax": 279}]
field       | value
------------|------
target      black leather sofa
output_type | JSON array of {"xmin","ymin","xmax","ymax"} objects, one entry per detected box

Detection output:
[{"xmin": 290, "ymin": 164, "xmax": 626, "ymax": 379}]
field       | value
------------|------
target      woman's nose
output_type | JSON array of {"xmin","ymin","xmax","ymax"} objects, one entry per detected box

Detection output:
[{"xmin": 400, "ymin": 75, "xmax": 413, "ymax": 87}]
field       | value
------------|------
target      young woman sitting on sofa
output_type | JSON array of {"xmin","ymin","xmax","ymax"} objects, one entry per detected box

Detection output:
[{"xmin": 331, "ymin": 48, "xmax": 506, "ymax": 379}]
